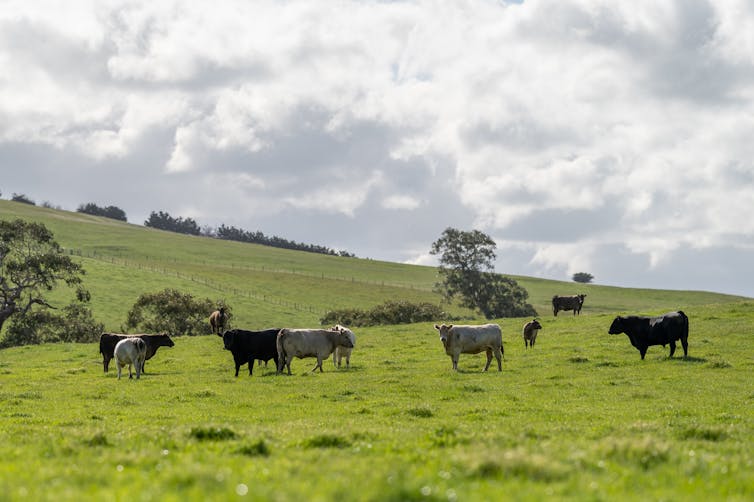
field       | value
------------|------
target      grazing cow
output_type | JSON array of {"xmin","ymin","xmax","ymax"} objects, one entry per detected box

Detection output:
[
  {"xmin": 522, "ymin": 319, "xmax": 542, "ymax": 348},
  {"xmin": 552, "ymin": 294, "xmax": 587, "ymax": 316},
  {"xmin": 276, "ymin": 328, "xmax": 354, "ymax": 375},
  {"xmin": 608, "ymin": 311, "xmax": 689, "ymax": 360},
  {"xmin": 99, "ymin": 333, "xmax": 175, "ymax": 373},
  {"xmin": 433, "ymin": 324, "xmax": 504, "ymax": 372},
  {"xmin": 209, "ymin": 307, "xmax": 227, "ymax": 335},
  {"xmin": 114, "ymin": 337, "xmax": 147, "ymax": 380},
  {"xmin": 330, "ymin": 324, "xmax": 356, "ymax": 368},
  {"xmin": 222, "ymin": 328, "xmax": 281, "ymax": 376}
]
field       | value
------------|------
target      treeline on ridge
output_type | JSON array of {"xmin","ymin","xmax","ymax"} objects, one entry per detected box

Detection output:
[{"xmin": 0, "ymin": 192, "xmax": 355, "ymax": 258}]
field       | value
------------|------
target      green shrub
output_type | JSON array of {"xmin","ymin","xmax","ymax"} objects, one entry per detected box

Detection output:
[{"xmin": 321, "ymin": 300, "xmax": 449, "ymax": 327}]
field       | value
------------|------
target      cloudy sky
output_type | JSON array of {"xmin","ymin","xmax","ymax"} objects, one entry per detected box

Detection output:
[{"xmin": 2, "ymin": 0, "xmax": 754, "ymax": 297}]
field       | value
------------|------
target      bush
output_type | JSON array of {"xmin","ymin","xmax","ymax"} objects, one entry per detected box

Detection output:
[
  {"xmin": 0, "ymin": 301, "xmax": 103, "ymax": 348},
  {"xmin": 77, "ymin": 203, "xmax": 127, "ymax": 222},
  {"xmin": 125, "ymin": 289, "xmax": 230, "ymax": 336},
  {"xmin": 321, "ymin": 301, "xmax": 449, "ymax": 327},
  {"xmin": 573, "ymin": 272, "xmax": 594, "ymax": 284},
  {"xmin": 11, "ymin": 193, "xmax": 35, "ymax": 205}
]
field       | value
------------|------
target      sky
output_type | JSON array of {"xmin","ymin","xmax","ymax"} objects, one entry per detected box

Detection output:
[{"xmin": 1, "ymin": 0, "xmax": 754, "ymax": 297}]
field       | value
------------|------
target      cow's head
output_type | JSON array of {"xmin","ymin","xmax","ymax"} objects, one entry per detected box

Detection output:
[
  {"xmin": 608, "ymin": 317, "xmax": 624, "ymax": 335},
  {"xmin": 434, "ymin": 324, "xmax": 453, "ymax": 348},
  {"xmin": 158, "ymin": 333, "xmax": 175, "ymax": 347},
  {"xmin": 529, "ymin": 319, "xmax": 542, "ymax": 330},
  {"xmin": 334, "ymin": 329, "xmax": 354, "ymax": 348},
  {"xmin": 222, "ymin": 330, "xmax": 235, "ymax": 350}
]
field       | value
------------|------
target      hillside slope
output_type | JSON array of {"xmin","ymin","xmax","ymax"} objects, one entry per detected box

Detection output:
[{"xmin": 0, "ymin": 200, "xmax": 747, "ymax": 333}]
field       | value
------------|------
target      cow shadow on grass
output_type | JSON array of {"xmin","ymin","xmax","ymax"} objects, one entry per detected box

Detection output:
[{"xmin": 670, "ymin": 356, "xmax": 707, "ymax": 363}]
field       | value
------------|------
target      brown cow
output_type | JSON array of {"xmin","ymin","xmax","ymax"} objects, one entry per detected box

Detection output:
[
  {"xmin": 209, "ymin": 307, "xmax": 227, "ymax": 335},
  {"xmin": 522, "ymin": 319, "xmax": 542, "ymax": 348}
]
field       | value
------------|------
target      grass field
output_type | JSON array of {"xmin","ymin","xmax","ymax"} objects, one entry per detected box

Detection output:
[{"xmin": 1, "ymin": 200, "xmax": 753, "ymax": 500}]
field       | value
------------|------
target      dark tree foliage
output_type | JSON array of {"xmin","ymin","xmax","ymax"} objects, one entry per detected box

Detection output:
[
  {"xmin": 430, "ymin": 227, "xmax": 536, "ymax": 319},
  {"xmin": 11, "ymin": 193, "xmax": 35, "ymax": 205},
  {"xmin": 573, "ymin": 272, "xmax": 594, "ymax": 284},
  {"xmin": 0, "ymin": 219, "xmax": 86, "ymax": 334},
  {"xmin": 215, "ymin": 224, "xmax": 355, "ymax": 257},
  {"xmin": 0, "ymin": 298, "xmax": 103, "ymax": 348},
  {"xmin": 77, "ymin": 203, "xmax": 127, "ymax": 222},
  {"xmin": 144, "ymin": 211, "xmax": 201, "ymax": 235},
  {"xmin": 320, "ymin": 300, "xmax": 449, "ymax": 327},
  {"xmin": 125, "ymin": 289, "xmax": 230, "ymax": 336}
]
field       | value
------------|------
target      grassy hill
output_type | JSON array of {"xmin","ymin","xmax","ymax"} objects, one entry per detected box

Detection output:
[
  {"xmin": 1, "ymin": 200, "xmax": 753, "ymax": 500},
  {"xmin": 0, "ymin": 200, "xmax": 746, "ymax": 334}
]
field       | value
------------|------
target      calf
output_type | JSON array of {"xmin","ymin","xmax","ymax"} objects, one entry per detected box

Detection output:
[
  {"xmin": 99, "ymin": 333, "xmax": 175, "ymax": 373},
  {"xmin": 209, "ymin": 307, "xmax": 227, "ymax": 335},
  {"xmin": 222, "ymin": 328, "xmax": 280, "ymax": 376},
  {"xmin": 608, "ymin": 311, "xmax": 689, "ymax": 360},
  {"xmin": 434, "ymin": 323, "xmax": 504, "ymax": 371},
  {"xmin": 277, "ymin": 328, "xmax": 354, "ymax": 375},
  {"xmin": 330, "ymin": 324, "xmax": 356, "ymax": 368},
  {"xmin": 552, "ymin": 294, "xmax": 586, "ymax": 316},
  {"xmin": 522, "ymin": 319, "xmax": 542, "ymax": 348},
  {"xmin": 114, "ymin": 337, "xmax": 147, "ymax": 380}
]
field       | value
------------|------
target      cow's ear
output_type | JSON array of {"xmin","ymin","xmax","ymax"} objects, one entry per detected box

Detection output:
[
  {"xmin": 434, "ymin": 324, "xmax": 440, "ymax": 330},
  {"xmin": 447, "ymin": 324, "xmax": 453, "ymax": 329}
]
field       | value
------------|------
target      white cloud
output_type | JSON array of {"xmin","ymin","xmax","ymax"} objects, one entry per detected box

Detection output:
[{"xmin": 2, "ymin": 0, "xmax": 754, "ymax": 296}]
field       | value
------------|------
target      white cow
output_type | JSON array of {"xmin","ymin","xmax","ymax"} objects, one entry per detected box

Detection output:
[
  {"xmin": 330, "ymin": 324, "xmax": 356, "ymax": 368},
  {"xmin": 114, "ymin": 337, "xmax": 147, "ymax": 380},
  {"xmin": 276, "ymin": 328, "xmax": 354, "ymax": 375},
  {"xmin": 434, "ymin": 323, "xmax": 504, "ymax": 371}
]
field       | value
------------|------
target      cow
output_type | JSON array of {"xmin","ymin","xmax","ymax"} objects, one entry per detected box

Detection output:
[
  {"xmin": 99, "ymin": 333, "xmax": 175, "ymax": 373},
  {"xmin": 209, "ymin": 307, "xmax": 227, "ymax": 335},
  {"xmin": 552, "ymin": 294, "xmax": 587, "ymax": 316},
  {"xmin": 522, "ymin": 319, "xmax": 542, "ymax": 348},
  {"xmin": 114, "ymin": 337, "xmax": 147, "ymax": 380},
  {"xmin": 608, "ymin": 311, "xmax": 689, "ymax": 360},
  {"xmin": 276, "ymin": 328, "xmax": 354, "ymax": 375},
  {"xmin": 330, "ymin": 324, "xmax": 356, "ymax": 368},
  {"xmin": 433, "ymin": 324, "xmax": 504, "ymax": 372},
  {"xmin": 222, "ymin": 328, "xmax": 281, "ymax": 376}
]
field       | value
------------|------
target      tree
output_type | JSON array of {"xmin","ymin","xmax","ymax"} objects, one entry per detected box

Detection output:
[
  {"xmin": 572, "ymin": 272, "xmax": 594, "ymax": 284},
  {"xmin": 125, "ymin": 289, "xmax": 230, "ymax": 336},
  {"xmin": 0, "ymin": 219, "xmax": 86, "ymax": 334},
  {"xmin": 430, "ymin": 227, "xmax": 536, "ymax": 319},
  {"xmin": 11, "ymin": 193, "xmax": 35, "ymax": 205},
  {"xmin": 144, "ymin": 211, "xmax": 201, "ymax": 235},
  {"xmin": 77, "ymin": 203, "xmax": 127, "ymax": 222}
]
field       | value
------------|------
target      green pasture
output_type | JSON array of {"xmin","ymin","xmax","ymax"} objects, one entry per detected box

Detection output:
[
  {"xmin": 1, "ymin": 200, "xmax": 753, "ymax": 500},
  {"xmin": 0, "ymin": 200, "xmax": 745, "ymax": 331},
  {"xmin": 1, "ymin": 304, "xmax": 753, "ymax": 501}
]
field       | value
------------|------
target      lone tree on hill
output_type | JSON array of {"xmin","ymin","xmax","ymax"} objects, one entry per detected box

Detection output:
[
  {"xmin": 0, "ymin": 219, "xmax": 86, "ymax": 334},
  {"xmin": 572, "ymin": 272, "xmax": 594, "ymax": 284},
  {"xmin": 430, "ymin": 227, "xmax": 536, "ymax": 319}
]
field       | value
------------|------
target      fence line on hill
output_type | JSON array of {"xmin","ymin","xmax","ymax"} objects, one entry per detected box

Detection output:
[
  {"xmin": 65, "ymin": 249, "xmax": 326, "ymax": 316},
  {"xmin": 62, "ymin": 248, "xmax": 435, "ymax": 292}
]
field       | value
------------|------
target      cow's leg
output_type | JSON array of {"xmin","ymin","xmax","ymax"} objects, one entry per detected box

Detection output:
[
  {"xmin": 103, "ymin": 356, "xmax": 110, "ymax": 373},
  {"xmin": 117, "ymin": 363, "xmax": 122, "ymax": 380},
  {"xmin": 668, "ymin": 341, "xmax": 677, "ymax": 358},
  {"xmin": 248, "ymin": 358, "xmax": 255, "ymax": 376},
  {"xmin": 345, "ymin": 354, "xmax": 350, "ymax": 368},
  {"xmin": 494, "ymin": 348, "xmax": 502, "ymax": 371},
  {"xmin": 484, "ymin": 349, "xmax": 492, "ymax": 371},
  {"xmin": 639, "ymin": 347, "xmax": 647, "ymax": 360},
  {"xmin": 681, "ymin": 337, "xmax": 688, "ymax": 358},
  {"xmin": 286, "ymin": 357, "xmax": 292, "ymax": 375}
]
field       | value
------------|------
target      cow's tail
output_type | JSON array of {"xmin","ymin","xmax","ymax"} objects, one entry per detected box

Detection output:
[{"xmin": 275, "ymin": 330, "xmax": 286, "ymax": 373}]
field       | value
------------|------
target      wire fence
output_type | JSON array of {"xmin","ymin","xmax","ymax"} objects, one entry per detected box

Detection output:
[{"xmin": 65, "ymin": 248, "xmax": 436, "ymax": 316}]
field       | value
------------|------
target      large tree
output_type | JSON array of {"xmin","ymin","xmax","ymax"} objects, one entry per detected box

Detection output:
[
  {"xmin": 430, "ymin": 227, "xmax": 536, "ymax": 319},
  {"xmin": 0, "ymin": 219, "xmax": 85, "ymax": 333},
  {"xmin": 125, "ymin": 288, "xmax": 231, "ymax": 336}
]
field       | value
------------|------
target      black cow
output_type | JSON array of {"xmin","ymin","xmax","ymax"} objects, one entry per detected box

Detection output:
[
  {"xmin": 608, "ymin": 311, "xmax": 689, "ymax": 360},
  {"xmin": 99, "ymin": 333, "xmax": 175, "ymax": 373},
  {"xmin": 222, "ymin": 328, "xmax": 281, "ymax": 376},
  {"xmin": 552, "ymin": 294, "xmax": 586, "ymax": 316}
]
